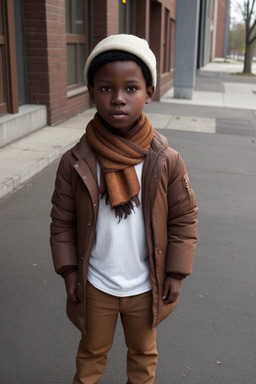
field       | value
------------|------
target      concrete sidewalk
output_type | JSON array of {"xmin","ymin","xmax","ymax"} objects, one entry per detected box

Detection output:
[
  {"xmin": 1, "ymin": 60, "xmax": 256, "ymax": 200},
  {"xmin": 162, "ymin": 61, "xmax": 256, "ymax": 109}
]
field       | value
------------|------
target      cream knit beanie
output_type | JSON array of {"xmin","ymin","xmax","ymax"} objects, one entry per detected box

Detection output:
[{"xmin": 84, "ymin": 34, "xmax": 157, "ymax": 86}]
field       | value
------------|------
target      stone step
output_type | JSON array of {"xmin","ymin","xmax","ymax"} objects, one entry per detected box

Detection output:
[{"xmin": 0, "ymin": 104, "xmax": 47, "ymax": 148}]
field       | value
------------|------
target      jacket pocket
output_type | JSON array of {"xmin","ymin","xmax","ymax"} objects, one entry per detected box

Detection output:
[
  {"xmin": 157, "ymin": 298, "xmax": 179, "ymax": 326},
  {"xmin": 66, "ymin": 296, "xmax": 86, "ymax": 335}
]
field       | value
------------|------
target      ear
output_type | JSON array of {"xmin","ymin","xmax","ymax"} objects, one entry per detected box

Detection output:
[
  {"xmin": 145, "ymin": 86, "xmax": 155, "ymax": 104},
  {"xmin": 87, "ymin": 84, "xmax": 95, "ymax": 104}
]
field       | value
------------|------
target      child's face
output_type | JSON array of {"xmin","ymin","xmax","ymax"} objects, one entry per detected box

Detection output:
[{"xmin": 88, "ymin": 60, "xmax": 155, "ymax": 131}]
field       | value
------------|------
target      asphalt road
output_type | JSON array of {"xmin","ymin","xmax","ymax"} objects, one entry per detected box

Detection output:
[{"xmin": 1, "ymin": 127, "xmax": 256, "ymax": 384}]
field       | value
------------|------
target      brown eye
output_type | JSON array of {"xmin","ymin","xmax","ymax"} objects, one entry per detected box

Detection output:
[
  {"xmin": 101, "ymin": 86, "xmax": 111, "ymax": 92},
  {"xmin": 126, "ymin": 86, "xmax": 137, "ymax": 92}
]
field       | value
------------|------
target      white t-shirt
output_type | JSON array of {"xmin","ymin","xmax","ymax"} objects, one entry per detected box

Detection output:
[{"xmin": 88, "ymin": 161, "xmax": 152, "ymax": 297}]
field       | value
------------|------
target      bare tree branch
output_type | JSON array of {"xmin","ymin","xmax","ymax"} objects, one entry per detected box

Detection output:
[
  {"xmin": 248, "ymin": 18, "xmax": 256, "ymax": 42},
  {"xmin": 236, "ymin": 1, "xmax": 256, "ymax": 73},
  {"xmin": 249, "ymin": 0, "xmax": 256, "ymax": 16},
  {"xmin": 237, "ymin": 1, "xmax": 246, "ymax": 21},
  {"xmin": 249, "ymin": 18, "xmax": 256, "ymax": 33}
]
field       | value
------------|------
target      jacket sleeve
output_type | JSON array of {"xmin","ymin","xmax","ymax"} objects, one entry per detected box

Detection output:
[
  {"xmin": 166, "ymin": 150, "xmax": 198, "ymax": 277},
  {"xmin": 50, "ymin": 152, "xmax": 78, "ymax": 273}
]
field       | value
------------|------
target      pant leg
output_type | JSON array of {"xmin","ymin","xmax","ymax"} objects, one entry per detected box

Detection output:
[
  {"xmin": 73, "ymin": 282, "xmax": 119, "ymax": 384},
  {"xmin": 120, "ymin": 291, "xmax": 158, "ymax": 384}
]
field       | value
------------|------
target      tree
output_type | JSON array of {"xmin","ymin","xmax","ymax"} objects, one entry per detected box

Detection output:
[
  {"xmin": 237, "ymin": 0, "xmax": 256, "ymax": 73},
  {"xmin": 229, "ymin": 22, "xmax": 245, "ymax": 56}
]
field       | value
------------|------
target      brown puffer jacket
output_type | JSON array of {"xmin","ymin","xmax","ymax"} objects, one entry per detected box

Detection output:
[{"xmin": 50, "ymin": 129, "xmax": 198, "ymax": 334}]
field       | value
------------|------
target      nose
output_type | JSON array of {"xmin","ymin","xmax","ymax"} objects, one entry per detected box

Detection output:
[{"xmin": 111, "ymin": 89, "xmax": 125, "ymax": 105}]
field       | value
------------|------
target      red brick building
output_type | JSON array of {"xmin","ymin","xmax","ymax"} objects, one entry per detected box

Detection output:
[
  {"xmin": 210, "ymin": 0, "xmax": 230, "ymax": 59},
  {"xmin": 215, "ymin": 0, "xmax": 229, "ymax": 58},
  {"xmin": 0, "ymin": 0, "xmax": 176, "ymax": 146}
]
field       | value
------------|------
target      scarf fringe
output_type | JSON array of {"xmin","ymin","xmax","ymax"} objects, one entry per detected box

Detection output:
[{"xmin": 101, "ymin": 192, "xmax": 140, "ymax": 222}]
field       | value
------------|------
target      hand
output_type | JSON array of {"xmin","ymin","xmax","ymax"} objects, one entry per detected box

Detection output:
[
  {"xmin": 162, "ymin": 276, "xmax": 182, "ymax": 304},
  {"xmin": 64, "ymin": 272, "xmax": 79, "ymax": 303}
]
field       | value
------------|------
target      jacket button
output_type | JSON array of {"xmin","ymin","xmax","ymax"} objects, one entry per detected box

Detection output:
[
  {"xmin": 158, "ymin": 250, "xmax": 162, "ymax": 254},
  {"xmin": 83, "ymin": 175, "xmax": 87, "ymax": 180},
  {"xmin": 80, "ymin": 257, "xmax": 84, "ymax": 261},
  {"xmin": 87, "ymin": 222, "xmax": 91, "ymax": 227},
  {"xmin": 74, "ymin": 164, "xmax": 79, "ymax": 168},
  {"xmin": 77, "ymin": 282, "xmax": 81, "ymax": 286}
]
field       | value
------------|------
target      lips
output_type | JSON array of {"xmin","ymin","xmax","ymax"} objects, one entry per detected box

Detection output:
[{"xmin": 111, "ymin": 111, "xmax": 127, "ymax": 116}]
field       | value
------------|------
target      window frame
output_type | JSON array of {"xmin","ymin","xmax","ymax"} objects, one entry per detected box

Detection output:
[
  {"xmin": 0, "ymin": 0, "xmax": 18, "ymax": 115},
  {"xmin": 66, "ymin": 0, "xmax": 89, "ymax": 90}
]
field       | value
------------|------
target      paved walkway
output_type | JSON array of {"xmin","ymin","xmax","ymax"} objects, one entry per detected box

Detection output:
[
  {"xmin": 162, "ymin": 61, "xmax": 256, "ymax": 109},
  {"xmin": 1, "ymin": 60, "xmax": 256, "ymax": 199}
]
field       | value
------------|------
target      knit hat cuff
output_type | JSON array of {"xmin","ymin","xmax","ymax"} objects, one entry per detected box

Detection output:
[{"xmin": 84, "ymin": 34, "xmax": 157, "ymax": 86}]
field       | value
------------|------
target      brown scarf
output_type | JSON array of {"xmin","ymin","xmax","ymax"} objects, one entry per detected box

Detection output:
[{"xmin": 86, "ymin": 113, "xmax": 153, "ymax": 219}]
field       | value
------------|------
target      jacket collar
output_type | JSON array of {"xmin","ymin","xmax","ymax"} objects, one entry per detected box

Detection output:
[
  {"xmin": 72, "ymin": 133, "xmax": 97, "ymax": 179},
  {"xmin": 142, "ymin": 130, "xmax": 168, "ymax": 221},
  {"xmin": 150, "ymin": 129, "xmax": 168, "ymax": 153}
]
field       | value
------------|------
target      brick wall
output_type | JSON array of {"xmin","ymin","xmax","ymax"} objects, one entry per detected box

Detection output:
[
  {"xmin": 215, "ymin": 0, "xmax": 226, "ymax": 58},
  {"xmin": 93, "ymin": 0, "xmax": 108, "ymax": 47},
  {"xmin": 24, "ymin": 0, "xmax": 89, "ymax": 125},
  {"xmin": 24, "ymin": 1, "xmax": 50, "ymax": 110},
  {"xmin": 106, "ymin": 0, "xmax": 119, "ymax": 36},
  {"xmin": 136, "ymin": 0, "xmax": 150, "ymax": 40},
  {"xmin": 92, "ymin": 0, "xmax": 119, "ymax": 47}
]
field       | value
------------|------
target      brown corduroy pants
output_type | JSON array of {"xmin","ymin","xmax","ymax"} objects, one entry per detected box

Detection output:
[{"xmin": 73, "ymin": 282, "xmax": 158, "ymax": 384}]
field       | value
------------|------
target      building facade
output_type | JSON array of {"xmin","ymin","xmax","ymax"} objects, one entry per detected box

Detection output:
[
  {"xmin": 0, "ymin": 0, "xmax": 228, "ymax": 147},
  {"xmin": 207, "ymin": 0, "xmax": 230, "ymax": 60},
  {"xmin": 0, "ymin": 0, "xmax": 176, "ymax": 146},
  {"xmin": 214, "ymin": 0, "xmax": 230, "ymax": 58}
]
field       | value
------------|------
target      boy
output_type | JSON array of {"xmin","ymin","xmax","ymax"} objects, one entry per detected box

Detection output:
[{"xmin": 50, "ymin": 34, "xmax": 198, "ymax": 384}]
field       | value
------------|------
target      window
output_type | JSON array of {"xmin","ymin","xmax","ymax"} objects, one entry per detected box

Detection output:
[
  {"xmin": 170, "ymin": 18, "xmax": 175, "ymax": 72},
  {"xmin": 0, "ymin": 0, "xmax": 18, "ymax": 115},
  {"xmin": 163, "ymin": 9, "xmax": 170, "ymax": 73},
  {"xmin": 163, "ymin": 10, "xmax": 175, "ymax": 74},
  {"xmin": 119, "ymin": 0, "xmax": 136, "ymax": 34},
  {"xmin": 66, "ymin": 0, "xmax": 89, "ymax": 88},
  {"xmin": 0, "ymin": 16, "xmax": 6, "ymax": 114}
]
